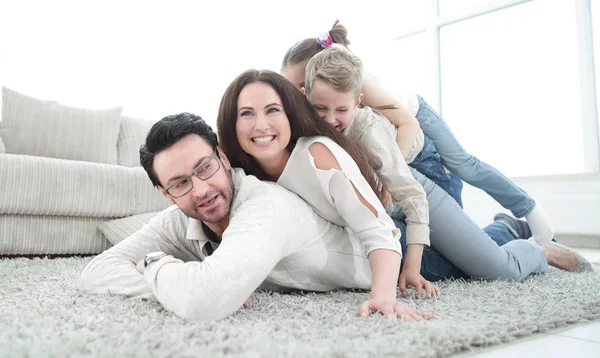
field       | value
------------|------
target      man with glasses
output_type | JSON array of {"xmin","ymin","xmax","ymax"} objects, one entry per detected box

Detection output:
[{"xmin": 81, "ymin": 112, "xmax": 429, "ymax": 321}]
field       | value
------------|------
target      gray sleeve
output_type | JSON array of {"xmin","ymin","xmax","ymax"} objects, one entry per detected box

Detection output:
[{"xmin": 358, "ymin": 120, "xmax": 431, "ymax": 246}]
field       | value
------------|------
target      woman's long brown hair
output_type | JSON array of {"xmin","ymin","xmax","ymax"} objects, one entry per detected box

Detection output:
[{"xmin": 216, "ymin": 69, "xmax": 379, "ymax": 196}]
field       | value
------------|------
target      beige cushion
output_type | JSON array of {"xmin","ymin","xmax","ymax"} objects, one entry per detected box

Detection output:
[
  {"xmin": 0, "ymin": 135, "xmax": 5, "ymax": 153},
  {"xmin": 0, "ymin": 154, "xmax": 169, "ymax": 217},
  {"xmin": 117, "ymin": 115, "xmax": 156, "ymax": 167},
  {"xmin": 0, "ymin": 214, "xmax": 112, "ymax": 255},
  {"xmin": 0, "ymin": 87, "xmax": 122, "ymax": 164},
  {"xmin": 98, "ymin": 212, "xmax": 161, "ymax": 245}
]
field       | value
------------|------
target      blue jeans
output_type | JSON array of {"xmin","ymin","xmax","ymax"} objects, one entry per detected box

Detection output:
[
  {"xmin": 389, "ymin": 169, "xmax": 548, "ymax": 282},
  {"xmin": 394, "ymin": 219, "xmax": 519, "ymax": 281},
  {"xmin": 415, "ymin": 95, "xmax": 536, "ymax": 218},
  {"xmin": 409, "ymin": 137, "xmax": 463, "ymax": 207}
]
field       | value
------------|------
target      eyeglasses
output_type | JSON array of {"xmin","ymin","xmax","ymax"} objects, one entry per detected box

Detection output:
[{"xmin": 163, "ymin": 155, "xmax": 221, "ymax": 198}]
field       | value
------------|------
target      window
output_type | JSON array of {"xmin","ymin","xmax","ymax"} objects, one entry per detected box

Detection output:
[
  {"xmin": 438, "ymin": 0, "xmax": 520, "ymax": 17},
  {"xmin": 359, "ymin": 32, "xmax": 438, "ymax": 112},
  {"xmin": 439, "ymin": 0, "xmax": 583, "ymax": 176},
  {"xmin": 593, "ymin": 0, "xmax": 600, "ymax": 140}
]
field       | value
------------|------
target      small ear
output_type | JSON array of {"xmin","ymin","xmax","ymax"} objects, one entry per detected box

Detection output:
[
  {"xmin": 216, "ymin": 146, "xmax": 231, "ymax": 170},
  {"xmin": 159, "ymin": 187, "xmax": 176, "ymax": 205},
  {"xmin": 355, "ymin": 93, "xmax": 364, "ymax": 108},
  {"xmin": 301, "ymin": 87, "xmax": 307, "ymax": 97}
]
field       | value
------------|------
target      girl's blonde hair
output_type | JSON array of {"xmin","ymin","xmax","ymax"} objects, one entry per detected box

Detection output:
[{"xmin": 304, "ymin": 46, "xmax": 363, "ymax": 100}]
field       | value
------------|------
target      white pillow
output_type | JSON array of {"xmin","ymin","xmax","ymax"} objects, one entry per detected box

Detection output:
[
  {"xmin": 0, "ymin": 135, "xmax": 5, "ymax": 154},
  {"xmin": 117, "ymin": 115, "xmax": 157, "ymax": 167},
  {"xmin": 0, "ymin": 87, "xmax": 122, "ymax": 164},
  {"xmin": 98, "ymin": 212, "xmax": 161, "ymax": 246}
]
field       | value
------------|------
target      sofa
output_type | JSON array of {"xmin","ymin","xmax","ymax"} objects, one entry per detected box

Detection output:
[{"xmin": 0, "ymin": 87, "xmax": 169, "ymax": 255}]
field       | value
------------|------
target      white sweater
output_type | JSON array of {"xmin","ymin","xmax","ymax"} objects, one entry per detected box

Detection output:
[
  {"xmin": 277, "ymin": 136, "xmax": 402, "ymax": 256},
  {"xmin": 81, "ymin": 168, "xmax": 384, "ymax": 321}
]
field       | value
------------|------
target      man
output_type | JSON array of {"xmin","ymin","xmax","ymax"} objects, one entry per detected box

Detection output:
[{"xmin": 81, "ymin": 112, "xmax": 427, "ymax": 321}]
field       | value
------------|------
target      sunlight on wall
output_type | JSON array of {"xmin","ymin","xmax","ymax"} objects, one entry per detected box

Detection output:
[
  {"xmin": 0, "ymin": 0, "xmax": 594, "ymax": 177},
  {"xmin": 0, "ymin": 0, "xmax": 427, "ymax": 131}
]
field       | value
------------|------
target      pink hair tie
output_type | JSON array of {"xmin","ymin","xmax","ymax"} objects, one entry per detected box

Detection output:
[{"xmin": 316, "ymin": 32, "xmax": 333, "ymax": 48}]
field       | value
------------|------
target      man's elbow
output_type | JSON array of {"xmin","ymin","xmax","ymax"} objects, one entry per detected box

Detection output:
[
  {"xmin": 173, "ymin": 296, "xmax": 239, "ymax": 321},
  {"xmin": 80, "ymin": 261, "xmax": 104, "ymax": 294},
  {"xmin": 80, "ymin": 256, "xmax": 116, "ymax": 294},
  {"xmin": 80, "ymin": 267, "xmax": 97, "ymax": 293}
]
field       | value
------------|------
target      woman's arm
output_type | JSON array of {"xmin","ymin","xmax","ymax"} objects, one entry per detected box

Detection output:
[
  {"xmin": 307, "ymin": 141, "xmax": 402, "ymax": 309},
  {"xmin": 361, "ymin": 73, "xmax": 420, "ymax": 159}
]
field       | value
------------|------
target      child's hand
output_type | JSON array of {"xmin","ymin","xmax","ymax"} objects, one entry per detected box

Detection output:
[
  {"xmin": 358, "ymin": 296, "xmax": 433, "ymax": 321},
  {"xmin": 399, "ymin": 267, "xmax": 440, "ymax": 299}
]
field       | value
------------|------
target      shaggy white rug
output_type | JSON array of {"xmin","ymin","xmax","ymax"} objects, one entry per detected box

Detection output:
[{"xmin": 1, "ymin": 257, "xmax": 599, "ymax": 358}]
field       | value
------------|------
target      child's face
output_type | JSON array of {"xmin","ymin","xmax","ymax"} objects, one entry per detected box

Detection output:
[{"xmin": 307, "ymin": 79, "xmax": 362, "ymax": 132}]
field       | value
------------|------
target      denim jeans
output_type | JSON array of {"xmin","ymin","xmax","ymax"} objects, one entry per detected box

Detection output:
[
  {"xmin": 394, "ymin": 219, "xmax": 519, "ymax": 281},
  {"xmin": 409, "ymin": 137, "xmax": 463, "ymax": 206},
  {"xmin": 389, "ymin": 168, "xmax": 548, "ymax": 281},
  {"xmin": 415, "ymin": 95, "xmax": 536, "ymax": 218}
]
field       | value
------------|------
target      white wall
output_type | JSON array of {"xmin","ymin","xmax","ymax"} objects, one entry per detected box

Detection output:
[
  {"xmin": 462, "ymin": 173, "xmax": 600, "ymax": 237},
  {"xmin": 0, "ymin": 0, "xmax": 427, "ymax": 129}
]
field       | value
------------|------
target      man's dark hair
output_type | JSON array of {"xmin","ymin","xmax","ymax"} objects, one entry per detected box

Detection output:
[{"xmin": 140, "ymin": 112, "xmax": 218, "ymax": 188}]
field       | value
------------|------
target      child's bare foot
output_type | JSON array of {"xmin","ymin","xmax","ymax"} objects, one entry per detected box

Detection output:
[{"xmin": 543, "ymin": 242, "xmax": 593, "ymax": 272}]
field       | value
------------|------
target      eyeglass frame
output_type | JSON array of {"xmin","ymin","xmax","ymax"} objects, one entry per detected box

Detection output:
[{"xmin": 162, "ymin": 154, "xmax": 221, "ymax": 198}]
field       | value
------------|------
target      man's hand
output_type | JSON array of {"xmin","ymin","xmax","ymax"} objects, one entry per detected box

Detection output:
[
  {"xmin": 358, "ymin": 295, "xmax": 433, "ymax": 321},
  {"xmin": 399, "ymin": 267, "xmax": 440, "ymax": 299}
]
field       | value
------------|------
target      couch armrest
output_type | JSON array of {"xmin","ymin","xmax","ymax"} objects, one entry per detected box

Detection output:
[{"xmin": 0, "ymin": 154, "xmax": 169, "ymax": 217}]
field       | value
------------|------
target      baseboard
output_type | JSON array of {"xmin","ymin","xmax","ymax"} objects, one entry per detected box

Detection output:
[
  {"xmin": 554, "ymin": 234, "xmax": 600, "ymax": 249},
  {"xmin": 462, "ymin": 173, "xmax": 600, "ymax": 237}
]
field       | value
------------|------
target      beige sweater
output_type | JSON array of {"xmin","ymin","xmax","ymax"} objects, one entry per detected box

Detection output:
[
  {"xmin": 343, "ymin": 107, "xmax": 430, "ymax": 246},
  {"xmin": 81, "ymin": 168, "xmax": 392, "ymax": 321}
]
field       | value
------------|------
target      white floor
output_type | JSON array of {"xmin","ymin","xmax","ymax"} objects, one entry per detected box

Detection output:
[{"xmin": 454, "ymin": 248, "xmax": 600, "ymax": 358}]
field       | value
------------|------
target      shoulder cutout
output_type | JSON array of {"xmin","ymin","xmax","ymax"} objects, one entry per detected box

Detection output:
[{"xmin": 308, "ymin": 141, "xmax": 342, "ymax": 171}]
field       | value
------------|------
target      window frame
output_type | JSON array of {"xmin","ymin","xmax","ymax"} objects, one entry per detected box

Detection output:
[{"xmin": 391, "ymin": 0, "xmax": 599, "ymax": 173}]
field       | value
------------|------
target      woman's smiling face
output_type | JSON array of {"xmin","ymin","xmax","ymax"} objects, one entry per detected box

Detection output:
[{"xmin": 235, "ymin": 81, "xmax": 292, "ymax": 164}]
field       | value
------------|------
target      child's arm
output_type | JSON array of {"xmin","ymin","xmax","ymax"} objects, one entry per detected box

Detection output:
[
  {"xmin": 399, "ymin": 244, "xmax": 439, "ymax": 299},
  {"xmin": 361, "ymin": 73, "xmax": 420, "ymax": 159},
  {"xmin": 353, "ymin": 109, "xmax": 439, "ymax": 297}
]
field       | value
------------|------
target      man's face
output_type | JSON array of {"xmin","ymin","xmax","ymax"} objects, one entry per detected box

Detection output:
[{"xmin": 153, "ymin": 134, "xmax": 233, "ymax": 224}]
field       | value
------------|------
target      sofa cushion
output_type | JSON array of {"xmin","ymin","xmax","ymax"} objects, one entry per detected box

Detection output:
[
  {"xmin": 0, "ymin": 87, "xmax": 122, "ymax": 164},
  {"xmin": 117, "ymin": 115, "xmax": 156, "ymax": 167},
  {"xmin": 0, "ymin": 135, "xmax": 5, "ymax": 153},
  {"xmin": 0, "ymin": 214, "xmax": 112, "ymax": 255},
  {"xmin": 98, "ymin": 212, "xmax": 161, "ymax": 246},
  {"xmin": 0, "ymin": 154, "xmax": 168, "ymax": 217}
]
